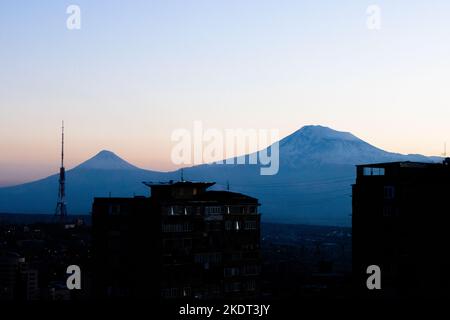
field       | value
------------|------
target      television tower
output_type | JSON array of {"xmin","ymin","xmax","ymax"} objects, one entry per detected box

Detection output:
[{"xmin": 55, "ymin": 121, "xmax": 67, "ymax": 218}]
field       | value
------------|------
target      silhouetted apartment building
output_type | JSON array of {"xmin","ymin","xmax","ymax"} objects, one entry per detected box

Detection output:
[
  {"xmin": 92, "ymin": 181, "xmax": 261, "ymax": 300},
  {"xmin": 0, "ymin": 252, "xmax": 39, "ymax": 301},
  {"xmin": 352, "ymin": 159, "xmax": 450, "ymax": 297}
]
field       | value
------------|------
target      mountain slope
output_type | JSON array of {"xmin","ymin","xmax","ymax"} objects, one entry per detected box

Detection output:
[
  {"xmin": 0, "ymin": 126, "xmax": 440, "ymax": 226},
  {"xmin": 177, "ymin": 125, "xmax": 439, "ymax": 225},
  {"xmin": 0, "ymin": 151, "xmax": 177, "ymax": 214}
]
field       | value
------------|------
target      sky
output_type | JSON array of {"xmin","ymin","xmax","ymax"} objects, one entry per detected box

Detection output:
[{"xmin": 1, "ymin": 0, "xmax": 450, "ymax": 186}]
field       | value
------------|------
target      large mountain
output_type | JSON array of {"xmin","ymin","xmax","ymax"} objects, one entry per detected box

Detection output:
[
  {"xmin": 0, "ymin": 126, "xmax": 440, "ymax": 226},
  {"xmin": 279, "ymin": 125, "xmax": 432, "ymax": 166}
]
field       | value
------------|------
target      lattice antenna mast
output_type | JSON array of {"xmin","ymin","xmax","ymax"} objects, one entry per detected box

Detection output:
[
  {"xmin": 55, "ymin": 121, "xmax": 67, "ymax": 218},
  {"xmin": 61, "ymin": 121, "xmax": 64, "ymax": 167}
]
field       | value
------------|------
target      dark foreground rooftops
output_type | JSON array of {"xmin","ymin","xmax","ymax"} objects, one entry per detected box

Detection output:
[
  {"xmin": 356, "ymin": 159, "xmax": 450, "ymax": 180},
  {"xmin": 357, "ymin": 159, "xmax": 450, "ymax": 169},
  {"xmin": 143, "ymin": 181, "xmax": 215, "ymax": 188},
  {"xmin": 193, "ymin": 191, "xmax": 259, "ymax": 204},
  {"xmin": 93, "ymin": 181, "xmax": 260, "ymax": 205}
]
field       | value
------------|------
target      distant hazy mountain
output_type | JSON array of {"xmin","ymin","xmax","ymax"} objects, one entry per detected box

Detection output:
[
  {"xmin": 183, "ymin": 125, "xmax": 439, "ymax": 226},
  {"xmin": 74, "ymin": 150, "xmax": 139, "ymax": 170},
  {"xmin": 0, "ymin": 150, "xmax": 176, "ymax": 217},
  {"xmin": 0, "ymin": 126, "xmax": 441, "ymax": 226}
]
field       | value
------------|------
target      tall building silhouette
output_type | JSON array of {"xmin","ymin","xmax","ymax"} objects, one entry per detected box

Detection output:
[
  {"xmin": 92, "ymin": 181, "xmax": 261, "ymax": 299},
  {"xmin": 353, "ymin": 159, "xmax": 450, "ymax": 297}
]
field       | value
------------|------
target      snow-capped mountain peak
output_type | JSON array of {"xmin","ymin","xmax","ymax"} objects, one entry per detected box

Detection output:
[
  {"xmin": 297, "ymin": 125, "xmax": 358, "ymax": 141},
  {"xmin": 278, "ymin": 125, "xmax": 433, "ymax": 166},
  {"xmin": 280, "ymin": 125, "xmax": 359, "ymax": 147}
]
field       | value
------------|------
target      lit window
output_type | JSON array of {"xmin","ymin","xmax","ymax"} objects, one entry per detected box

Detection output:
[
  {"xmin": 206, "ymin": 206, "xmax": 222, "ymax": 214},
  {"xmin": 363, "ymin": 167, "xmax": 385, "ymax": 176}
]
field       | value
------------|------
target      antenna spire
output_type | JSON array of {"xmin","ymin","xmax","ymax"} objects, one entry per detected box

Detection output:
[
  {"xmin": 55, "ymin": 121, "xmax": 67, "ymax": 219},
  {"xmin": 61, "ymin": 120, "xmax": 64, "ymax": 167}
]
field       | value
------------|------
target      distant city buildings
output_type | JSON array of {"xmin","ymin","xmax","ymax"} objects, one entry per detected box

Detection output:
[
  {"xmin": 0, "ymin": 181, "xmax": 352, "ymax": 301},
  {"xmin": 353, "ymin": 159, "xmax": 450, "ymax": 297},
  {"xmin": 0, "ymin": 252, "xmax": 39, "ymax": 300},
  {"xmin": 92, "ymin": 181, "xmax": 261, "ymax": 300},
  {"xmin": 0, "ymin": 221, "xmax": 91, "ymax": 301}
]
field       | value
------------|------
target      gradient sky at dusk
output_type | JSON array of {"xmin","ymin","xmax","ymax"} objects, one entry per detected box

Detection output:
[{"xmin": 1, "ymin": 0, "xmax": 450, "ymax": 186}]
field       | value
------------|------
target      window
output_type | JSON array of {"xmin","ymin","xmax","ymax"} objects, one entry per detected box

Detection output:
[
  {"xmin": 206, "ymin": 206, "xmax": 222, "ymax": 214},
  {"xmin": 231, "ymin": 252, "xmax": 244, "ymax": 261},
  {"xmin": 162, "ymin": 288, "xmax": 182, "ymax": 298},
  {"xmin": 194, "ymin": 252, "xmax": 222, "ymax": 264},
  {"xmin": 245, "ymin": 280, "xmax": 256, "ymax": 291},
  {"xmin": 225, "ymin": 220, "xmax": 242, "ymax": 231},
  {"xmin": 206, "ymin": 221, "xmax": 221, "ymax": 231},
  {"xmin": 224, "ymin": 282, "xmax": 241, "ymax": 293},
  {"xmin": 363, "ymin": 167, "xmax": 385, "ymax": 176},
  {"xmin": 224, "ymin": 267, "xmax": 240, "ymax": 277},
  {"xmin": 383, "ymin": 206, "xmax": 393, "ymax": 217},
  {"xmin": 182, "ymin": 287, "xmax": 191, "ymax": 297},
  {"xmin": 108, "ymin": 205, "xmax": 121, "ymax": 215},
  {"xmin": 244, "ymin": 265, "xmax": 260, "ymax": 275},
  {"xmin": 244, "ymin": 220, "xmax": 257, "ymax": 230},
  {"xmin": 161, "ymin": 223, "xmax": 192, "ymax": 233},
  {"xmin": 166, "ymin": 206, "xmax": 191, "ymax": 215},
  {"xmin": 384, "ymin": 186, "xmax": 395, "ymax": 200}
]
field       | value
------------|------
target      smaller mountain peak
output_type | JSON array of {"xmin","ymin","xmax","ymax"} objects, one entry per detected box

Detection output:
[
  {"xmin": 74, "ymin": 150, "xmax": 139, "ymax": 171},
  {"xmin": 94, "ymin": 150, "xmax": 120, "ymax": 159}
]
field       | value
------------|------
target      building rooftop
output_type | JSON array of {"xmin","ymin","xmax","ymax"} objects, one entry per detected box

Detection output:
[
  {"xmin": 94, "ymin": 181, "xmax": 260, "ymax": 204},
  {"xmin": 143, "ymin": 181, "xmax": 215, "ymax": 188},
  {"xmin": 357, "ymin": 159, "xmax": 450, "ymax": 169},
  {"xmin": 194, "ymin": 191, "xmax": 259, "ymax": 203}
]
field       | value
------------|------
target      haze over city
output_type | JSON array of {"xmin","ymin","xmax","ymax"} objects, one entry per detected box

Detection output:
[{"xmin": 1, "ymin": 0, "xmax": 450, "ymax": 186}]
